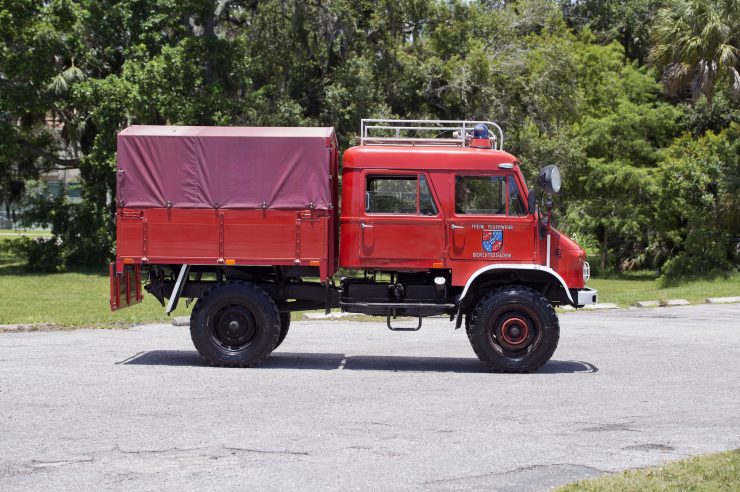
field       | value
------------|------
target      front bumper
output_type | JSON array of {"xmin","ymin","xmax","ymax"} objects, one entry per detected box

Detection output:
[{"xmin": 570, "ymin": 287, "xmax": 598, "ymax": 307}]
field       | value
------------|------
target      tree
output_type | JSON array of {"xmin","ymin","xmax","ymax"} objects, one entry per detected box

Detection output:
[
  {"xmin": 560, "ymin": 40, "xmax": 683, "ymax": 271},
  {"xmin": 0, "ymin": 0, "xmax": 736, "ymax": 278},
  {"xmin": 653, "ymin": 124, "xmax": 740, "ymax": 280},
  {"xmin": 561, "ymin": 0, "xmax": 664, "ymax": 62},
  {"xmin": 0, "ymin": 0, "xmax": 86, "ymax": 219},
  {"xmin": 649, "ymin": 0, "xmax": 740, "ymax": 106}
]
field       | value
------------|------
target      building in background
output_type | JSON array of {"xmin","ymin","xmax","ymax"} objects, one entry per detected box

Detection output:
[{"xmin": 0, "ymin": 113, "xmax": 81, "ymax": 229}]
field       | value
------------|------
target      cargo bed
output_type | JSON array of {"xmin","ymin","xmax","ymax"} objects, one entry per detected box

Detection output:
[{"xmin": 111, "ymin": 126, "xmax": 339, "ymax": 310}]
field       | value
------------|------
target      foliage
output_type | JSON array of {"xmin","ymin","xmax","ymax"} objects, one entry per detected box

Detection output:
[
  {"xmin": 6, "ymin": 236, "xmax": 65, "ymax": 273},
  {"xmin": 15, "ymin": 181, "xmax": 112, "ymax": 269},
  {"xmin": 649, "ymin": 0, "xmax": 740, "ymax": 106},
  {"xmin": 559, "ymin": 40, "xmax": 683, "ymax": 270},
  {"xmin": 0, "ymin": 0, "xmax": 737, "ymax": 279},
  {"xmin": 654, "ymin": 123, "xmax": 740, "ymax": 281},
  {"xmin": 561, "ymin": 0, "xmax": 664, "ymax": 62},
  {"xmin": 681, "ymin": 87, "xmax": 740, "ymax": 135}
]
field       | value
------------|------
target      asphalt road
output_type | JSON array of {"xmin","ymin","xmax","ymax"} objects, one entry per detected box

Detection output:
[{"xmin": 1, "ymin": 304, "xmax": 739, "ymax": 491}]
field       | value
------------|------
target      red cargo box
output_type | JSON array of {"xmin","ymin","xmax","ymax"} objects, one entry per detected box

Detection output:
[{"xmin": 114, "ymin": 126, "xmax": 339, "ymax": 281}]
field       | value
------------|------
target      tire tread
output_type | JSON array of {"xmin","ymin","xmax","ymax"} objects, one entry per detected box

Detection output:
[
  {"xmin": 468, "ymin": 285, "xmax": 559, "ymax": 373},
  {"xmin": 189, "ymin": 280, "xmax": 280, "ymax": 367}
]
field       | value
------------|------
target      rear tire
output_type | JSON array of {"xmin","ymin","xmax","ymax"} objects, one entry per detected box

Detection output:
[
  {"xmin": 468, "ymin": 286, "xmax": 559, "ymax": 372},
  {"xmin": 275, "ymin": 312, "xmax": 291, "ymax": 349},
  {"xmin": 190, "ymin": 281, "xmax": 280, "ymax": 367}
]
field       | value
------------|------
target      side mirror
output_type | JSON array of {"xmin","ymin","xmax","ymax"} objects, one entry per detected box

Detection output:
[
  {"xmin": 538, "ymin": 165, "xmax": 561, "ymax": 194},
  {"xmin": 527, "ymin": 189, "xmax": 537, "ymax": 215}
]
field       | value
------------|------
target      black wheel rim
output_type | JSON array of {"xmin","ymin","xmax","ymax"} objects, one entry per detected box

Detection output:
[
  {"xmin": 210, "ymin": 304, "xmax": 258, "ymax": 351},
  {"xmin": 487, "ymin": 305, "xmax": 541, "ymax": 356}
]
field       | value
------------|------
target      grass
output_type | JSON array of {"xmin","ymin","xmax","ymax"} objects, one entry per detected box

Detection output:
[
  {"xmin": 0, "ymin": 228, "xmax": 52, "ymax": 237},
  {"xmin": 557, "ymin": 449, "xmax": 740, "ymax": 491},
  {"xmin": 0, "ymin": 265, "xmax": 193, "ymax": 327},
  {"xmin": 0, "ymin": 237, "xmax": 191, "ymax": 327},
  {"xmin": 0, "ymin": 230, "xmax": 224, "ymax": 326},
  {"xmin": 587, "ymin": 271, "xmax": 740, "ymax": 307},
  {"xmin": 0, "ymin": 236, "xmax": 738, "ymax": 328}
]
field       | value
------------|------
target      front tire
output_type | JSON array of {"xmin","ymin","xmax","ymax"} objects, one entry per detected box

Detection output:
[
  {"xmin": 190, "ymin": 281, "xmax": 280, "ymax": 367},
  {"xmin": 468, "ymin": 286, "xmax": 559, "ymax": 372}
]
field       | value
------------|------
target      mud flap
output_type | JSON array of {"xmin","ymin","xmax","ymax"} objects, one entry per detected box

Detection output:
[{"xmin": 109, "ymin": 262, "xmax": 143, "ymax": 311}]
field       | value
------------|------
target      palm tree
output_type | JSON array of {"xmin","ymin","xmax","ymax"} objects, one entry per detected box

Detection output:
[{"xmin": 649, "ymin": 0, "xmax": 739, "ymax": 106}]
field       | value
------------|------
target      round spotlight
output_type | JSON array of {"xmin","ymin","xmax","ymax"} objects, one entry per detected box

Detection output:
[{"xmin": 538, "ymin": 165, "xmax": 561, "ymax": 194}]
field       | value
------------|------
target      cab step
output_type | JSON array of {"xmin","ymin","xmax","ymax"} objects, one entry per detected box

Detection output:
[{"xmin": 387, "ymin": 314, "xmax": 422, "ymax": 332}]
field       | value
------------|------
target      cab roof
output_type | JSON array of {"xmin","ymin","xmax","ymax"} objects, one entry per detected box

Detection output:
[{"xmin": 342, "ymin": 145, "xmax": 519, "ymax": 171}]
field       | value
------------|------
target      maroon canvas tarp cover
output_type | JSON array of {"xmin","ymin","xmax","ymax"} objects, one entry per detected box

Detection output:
[{"xmin": 117, "ymin": 126, "xmax": 335, "ymax": 210}]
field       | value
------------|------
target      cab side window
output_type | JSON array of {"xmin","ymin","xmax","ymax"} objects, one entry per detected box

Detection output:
[
  {"xmin": 419, "ymin": 175, "xmax": 438, "ymax": 215},
  {"xmin": 455, "ymin": 176, "xmax": 506, "ymax": 215},
  {"xmin": 508, "ymin": 175, "xmax": 527, "ymax": 216},
  {"xmin": 366, "ymin": 176, "xmax": 416, "ymax": 214},
  {"xmin": 366, "ymin": 174, "xmax": 438, "ymax": 215}
]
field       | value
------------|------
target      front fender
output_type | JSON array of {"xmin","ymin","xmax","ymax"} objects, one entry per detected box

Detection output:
[{"xmin": 459, "ymin": 264, "xmax": 574, "ymax": 305}]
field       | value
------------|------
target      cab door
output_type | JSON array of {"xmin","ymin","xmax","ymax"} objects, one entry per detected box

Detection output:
[
  {"xmin": 448, "ymin": 174, "xmax": 535, "ymax": 262},
  {"xmin": 359, "ymin": 171, "xmax": 445, "ymax": 266}
]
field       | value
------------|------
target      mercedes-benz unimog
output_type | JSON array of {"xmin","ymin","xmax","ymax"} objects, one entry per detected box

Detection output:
[{"xmin": 110, "ymin": 120, "xmax": 596, "ymax": 372}]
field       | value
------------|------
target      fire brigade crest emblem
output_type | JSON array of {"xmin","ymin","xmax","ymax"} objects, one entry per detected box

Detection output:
[{"xmin": 482, "ymin": 230, "xmax": 503, "ymax": 253}]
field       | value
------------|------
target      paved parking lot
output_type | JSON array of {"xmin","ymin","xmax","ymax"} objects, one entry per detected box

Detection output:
[{"xmin": 1, "ymin": 304, "xmax": 739, "ymax": 491}]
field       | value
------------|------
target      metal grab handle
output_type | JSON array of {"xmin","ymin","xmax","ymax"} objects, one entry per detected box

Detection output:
[
  {"xmin": 450, "ymin": 224, "xmax": 465, "ymax": 230},
  {"xmin": 360, "ymin": 222, "xmax": 374, "ymax": 229}
]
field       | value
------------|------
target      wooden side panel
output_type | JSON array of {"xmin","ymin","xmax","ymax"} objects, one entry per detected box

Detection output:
[
  {"xmin": 115, "ymin": 207, "xmax": 332, "ymax": 280},
  {"xmin": 116, "ymin": 212, "xmax": 145, "ymax": 259},
  {"xmin": 146, "ymin": 209, "xmax": 220, "ymax": 260},
  {"xmin": 223, "ymin": 211, "xmax": 297, "ymax": 262},
  {"xmin": 297, "ymin": 212, "xmax": 327, "ymax": 261}
]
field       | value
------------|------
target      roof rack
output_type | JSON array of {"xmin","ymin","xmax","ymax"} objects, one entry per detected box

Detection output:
[{"xmin": 360, "ymin": 119, "xmax": 504, "ymax": 150}]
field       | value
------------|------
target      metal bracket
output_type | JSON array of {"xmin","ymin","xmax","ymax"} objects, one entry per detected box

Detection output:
[
  {"xmin": 386, "ymin": 315, "xmax": 422, "ymax": 331},
  {"xmin": 166, "ymin": 264, "xmax": 190, "ymax": 315},
  {"xmin": 454, "ymin": 305, "xmax": 463, "ymax": 329}
]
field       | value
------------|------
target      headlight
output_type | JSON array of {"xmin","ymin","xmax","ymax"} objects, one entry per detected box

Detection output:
[{"xmin": 583, "ymin": 261, "xmax": 590, "ymax": 282}]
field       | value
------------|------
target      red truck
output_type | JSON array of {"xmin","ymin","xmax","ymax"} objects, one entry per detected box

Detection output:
[{"xmin": 110, "ymin": 119, "xmax": 596, "ymax": 372}]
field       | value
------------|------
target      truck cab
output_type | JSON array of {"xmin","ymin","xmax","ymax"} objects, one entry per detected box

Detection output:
[
  {"xmin": 110, "ymin": 119, "xmax": 596, "ymax": 372},
  {"xmin": 338, "ymin": 120, "xmax": 595, "ymax": 318}
]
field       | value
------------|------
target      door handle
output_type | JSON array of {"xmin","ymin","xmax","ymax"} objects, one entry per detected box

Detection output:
[
  {"xmin": 360, "ymin": 222, "xmax": 374, "ymax": 229},
  {"xmin": 450, "ymin": 224, "xmax": 464, "ymax": 229}
]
